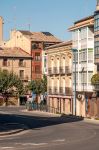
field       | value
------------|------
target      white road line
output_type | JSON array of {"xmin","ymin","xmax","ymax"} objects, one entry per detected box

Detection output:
[
  {"xmin": 16, "ymin": 142, "xmax": 48, "ymax": 146},
  {"xmin": 52, "ymin": 139, "xmax": 65, "ymax": 142},
  {"xmin": 0, "ymin": 147, "xmax": 14, "ymax": 149}
]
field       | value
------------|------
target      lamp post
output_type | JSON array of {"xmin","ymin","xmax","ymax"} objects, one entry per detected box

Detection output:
[
  {"xmin": 81, "ymin": 67, "xmax": 84, "ymax": 93},
  {"xmin": 72, "ymin": 49, "xmax": 77, "ymax": 116}
]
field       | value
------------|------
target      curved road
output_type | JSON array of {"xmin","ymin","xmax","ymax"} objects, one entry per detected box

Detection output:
[{"xmin": 0, "ymin": 107, "xmax": 99, "ymax": 150}]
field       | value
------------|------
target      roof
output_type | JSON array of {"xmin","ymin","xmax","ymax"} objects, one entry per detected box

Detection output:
[
  {"xmin": 74, "ymin": 15, "xmax": 94, "ymax": 24},
  {"xmin": 19, "ymin": 30, "xmax": 33, "ymax": 36},
  {"xmin": 68, "ymin": 15, "xmax": 94, "ymax": 31},
  {"xmin": 46, "ymin": 40, "xmax": 72, "ymax": 50},
  {"xmin": 19, "ymin": 30, "xmax": 61, "ymax": 43},
  {"xmin": 0, "ymin": 47, "xmax": 32, "ymax": 58}
]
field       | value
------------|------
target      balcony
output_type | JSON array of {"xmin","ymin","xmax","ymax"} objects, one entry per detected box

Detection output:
[
  {"xmin": 93, "ymin": 84, "xmax": 99, "ymax": 91},
  {"xmin": 60, "ymin": 87, "xmax": 72, "ymax": 96},
  {"xmin": 48, "ymin": 86, "xmax": 72, "ymax": 96},
  {"xmin": 54, "ymin": 87, "xmax": 59, "ymax": 95},
  {"xmin": 65, "ymin": 66, "xmax": 72, "ymax": 75},
  {"xmin": 60, "ymin": 67, "xmax": 65, "ymax": 74},
  {"xmin": 53, "ymin": 67, "xmax": 60, "ymax": 74},
  {"xmin": 48, "ymin": 87, "xmax": 53, "ymax": 95},
  {"xmin": 48, "ymin": 68, "xmax": 53, "ymax": 75}
]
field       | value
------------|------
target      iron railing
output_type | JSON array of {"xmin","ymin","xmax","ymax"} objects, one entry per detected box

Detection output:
[
  {"xmin": 26, "ymin": 102, "xmax": 59, "ymax": 114},
  {"xmin": 48, "ymin": 87, "xmax": 72, "ymax": 96}
]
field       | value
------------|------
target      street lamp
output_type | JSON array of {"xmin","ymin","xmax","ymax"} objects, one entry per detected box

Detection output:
[
  {"xmin": 72, "ymin": 48, "xmax": 78, "ymax": 116},
  {"xmin": 81, "ymin": 67, "xmax": 84, "ymax": 93}
]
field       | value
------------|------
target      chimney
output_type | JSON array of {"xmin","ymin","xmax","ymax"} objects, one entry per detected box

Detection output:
[
  {"xmin": 96, "ymin": 0, "xmax": 99, "ymax": 10},
  {"xmin": 0, "ymin": 16, "xmax": 3, "ymax": 42}
]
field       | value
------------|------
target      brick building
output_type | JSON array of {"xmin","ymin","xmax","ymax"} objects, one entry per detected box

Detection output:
[{"xmin": 5, "ymin": 30, "xmax": 61, "ymax": 80}]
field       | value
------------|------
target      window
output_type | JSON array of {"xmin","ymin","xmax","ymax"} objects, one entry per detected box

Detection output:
[
  {"xmin": 31, "ymin": 43, "xmax": 42, "ymax": 50},
  {"xmin": 88, "ymin": 49, "xmax": 93, "ymax": 63},
  {"xmin": 3, "ymin": 58, "xmax": 7, "ymax": 66},
  {"xmin": 19, "ymin": 59, "xmax": 24, "ymax": 67},
  {"xmin": 19, "ymin": 70, "xmax": 24, "ymax": 79},
  {"xmin": 35, "ymin": 65, "xmax": 41, "ymax": 73},
  {"xmin": 79, "ymin": 49, "xmax": 87, "ymax": 62},
  {"xmin": 88, "ymin": 72, "xmax": 93, "ymax": 83},
  {"xmin": 35, "ymin": 53, "xmax": 41, "ymax": 61}
]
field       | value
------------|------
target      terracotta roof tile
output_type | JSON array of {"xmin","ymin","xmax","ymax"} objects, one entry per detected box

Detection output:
[
  {"xmin": 19, "ymin": 30, "xmax": 61, "ymax": 43},
  {"xmin": 0, "ymin": 47, "xmax": 32, "ymax": 58}
]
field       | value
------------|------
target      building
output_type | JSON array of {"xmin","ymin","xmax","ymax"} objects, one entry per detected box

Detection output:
[
  {"xmin": 5, "ymin": 30, "xmax": 61, "ymax": 80},
  {"xmin": 69, "ymin": 15, "xmax": 96, "ymax": 116},
  {"xmin": 0, "ymin": 47, "xmax": 32, "ymax": 83},
  {"xmin": 46, "ymin": 41, "xmax": 72, "ymax": 114},
  {"xmin": 94, "ymin": 0, "xmax": 99, "ymax": 67}
]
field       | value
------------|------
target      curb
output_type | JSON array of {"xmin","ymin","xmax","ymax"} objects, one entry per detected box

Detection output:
[
  {"xmin": 0, "ymin": 124, "xmax": 28, "ymax": 136},
  {"xmin": 84, "ymin": 118, "xmax": 99, "ymax": 124},
  {"xmin": 0, "ymin": 128, "xmax": 25, "ymax": 136}
]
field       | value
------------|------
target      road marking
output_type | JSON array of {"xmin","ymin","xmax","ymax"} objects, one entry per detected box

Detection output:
[
  {"xmin": 0, "ymin": 147, "xmax": 14, "ymax": 149},
  {"xmin": 52, "ymin": 139, "xmax": 65, "ymax": 142},
  {"xmin": 16, "ymin": 142, "xmax": 48, "ymax": 146}
]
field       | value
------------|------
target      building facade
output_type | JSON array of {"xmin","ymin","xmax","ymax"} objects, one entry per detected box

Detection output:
[
  {"xmin": 5, "ymin": 30, "xmax": 61, "ymax": 80},
  {"xmin": 0, "ymin": 47, "xmax": 32, "ymax": 83},
  {"xmin": 69, "ymin": 16, "xmax": 96, "ymax": 116},
  {"xmin": 46, "ymin": 41, "xmax": 72, "ymax": 114},
  {"xmin": 94, "ymin": 0, "xmax": 99, "ymax": 67}
]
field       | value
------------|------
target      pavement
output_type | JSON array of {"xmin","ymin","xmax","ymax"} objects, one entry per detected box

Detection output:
[
  {"xmin": 0, "ymin": 123, "xmax": 28, "ymax": 136},
  {"xmin": 0, "ymin": 107, "xmax": 99, "ymax": 137}
]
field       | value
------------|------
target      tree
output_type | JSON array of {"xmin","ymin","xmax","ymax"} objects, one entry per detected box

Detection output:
[
  {"xmin": 0, "ymin": 70, "xmax": 24, "ymax": 105},
  {"xmin": 41, "ymin": 75, "xmax": 47, "ymax": 94},
  {"xmin": 28, "ymin": 75, "xmax": 47, "ymax": 94},
  {"xmin": 91, "ymin": 73, "xmax": 99, "ymax": 85},
  {"xmin": 28, "ymin": 75, "xmax": 47, "ymax": 102}
]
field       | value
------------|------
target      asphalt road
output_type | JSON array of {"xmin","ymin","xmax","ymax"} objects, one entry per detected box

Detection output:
[{"xmin": 0, "ymin": 106, "xmax": 99, "ymax": 150}]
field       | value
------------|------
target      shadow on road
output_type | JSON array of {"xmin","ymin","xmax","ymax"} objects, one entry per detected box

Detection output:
[{"xmin": 0, "ymin": 112, "xmax": 84, "ymax": 133}]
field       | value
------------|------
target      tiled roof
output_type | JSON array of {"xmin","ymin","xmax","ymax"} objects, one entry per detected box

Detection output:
[
  {"xmin": 19, "ymin": 30, "xmax": 61, "ymax": 43},
  {"xmin": 74, "ymin": 15, "xmax": 94, "ymax": 24},
  {"xmin": 46, "ymin": 40, "xmax": 72, "ymax": 50},
  {"xmin": 19, "ymin": 30, "xmax": 33, "ymax": 36},
  {"xmin": 0, "ymin": 47, "xmax": 32, "ymax": 58}
]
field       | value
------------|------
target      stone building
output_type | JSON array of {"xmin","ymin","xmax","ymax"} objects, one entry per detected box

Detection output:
[{"xmin": 46, "ymin": 41, "xmax": 72, "ymax": 114}]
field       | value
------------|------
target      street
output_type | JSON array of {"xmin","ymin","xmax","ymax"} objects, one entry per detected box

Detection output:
[{"xmin": 0, "ymin": 106, "xmax": 99, "ymax": 150}]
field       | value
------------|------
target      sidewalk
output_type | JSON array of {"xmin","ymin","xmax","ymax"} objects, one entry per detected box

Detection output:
[
  {"xmin": 22, "ymin": 109, "xmax": 61, "ymax": 117},
  {"xmin": 0, "ymin": 123, "xmax": 27, "ymax": 136},
  {"xmin": 84, "ymin": 118, "xmax": 99, "ymax": 124}
]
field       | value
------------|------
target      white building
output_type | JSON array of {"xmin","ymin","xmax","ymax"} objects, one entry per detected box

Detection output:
[{"xmin": 69, "ymin": 15, "xmax": 96, "ymax": 116}]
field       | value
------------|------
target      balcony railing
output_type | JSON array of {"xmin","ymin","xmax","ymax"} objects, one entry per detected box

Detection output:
[
  {"xmin": 65, "ymin": 66, "xmax": 72, "ymax": 75},
  {"xmin": 48, "ymin": 68, "xmax": 53, "ymax": 75},
  {"xmin": 48, "ymin": 66, "xmax": 72, "ymax": 75},
  {"xmin": 93, "ymin": 83, "xmax": 99, "ymax": 91},
  {"xmin": 48, "ymin": 86, "xmax": 72, "ymax": 96},
  {"xmin": 48, "ymin": 87, "xmax": 53, "ymax": 95},
  {"xmin": 53, "ymin": 67, "xmax": 60, "ymax": 74},
  {"xmin": 60, "ymin": 67, "xmax": 65, "ymax": 74},
  {"xmin": 60, "ymin": 87, "xmax": 72, "ymax": 96}
]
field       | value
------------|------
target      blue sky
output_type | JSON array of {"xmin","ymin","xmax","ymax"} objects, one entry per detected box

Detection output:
[{"xmin": 0, "ymin": 0, "xmax": 96, "ymax": 41}]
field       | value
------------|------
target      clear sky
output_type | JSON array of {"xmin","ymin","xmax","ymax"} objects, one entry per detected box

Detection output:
[{"xmin": 0, "ymin": 0, "xmax": 96, "ymax": 41}]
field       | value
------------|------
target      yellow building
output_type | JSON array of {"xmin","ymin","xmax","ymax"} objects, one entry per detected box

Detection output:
[
  {"xmin": 46, "ymin": 41, "xmax": 72, "ymax": 114},
  {"xmin": 0, "ymin": 47, "xmax": 32, "ymax": 83}
]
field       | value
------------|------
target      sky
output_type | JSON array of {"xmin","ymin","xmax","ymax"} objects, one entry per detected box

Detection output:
[{"xmin": 0, "ymin": 0, "xmax": 96, "ymax": 41}]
